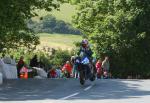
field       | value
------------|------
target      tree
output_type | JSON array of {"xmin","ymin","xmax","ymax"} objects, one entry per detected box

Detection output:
[
  {"xmin": 72, "ymin": 0, "xmax": 150, "ymax": 78},
  {"xmin": 28, "ymin": 14, "xmax": 81, "ymax": 34},
  {"xmin": 42, "ymin": 15, "xmax": 56, "ymax": 31},
  {"xmin": 0, "ymin": 0, "xmax": 64, "ymax": 51},
  {"xmin": 49, "ymin": 49, "xmax": 71, "ymax": 66},
  {"xmin": 53, "ymin": 20, "xmax": 68, "ymax": 33}
]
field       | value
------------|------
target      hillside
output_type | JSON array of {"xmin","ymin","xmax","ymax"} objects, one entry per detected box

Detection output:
[
  {"xmin": 33, "ymin": 3, "xmax": 76, "ymax": 23},
  {"xmin": 37, "ymin": 33, "xmax": 82, "ymax": 50},
  {"xmin": 34, "ymin": 4, "xmax": 80, "ymax": 50}
]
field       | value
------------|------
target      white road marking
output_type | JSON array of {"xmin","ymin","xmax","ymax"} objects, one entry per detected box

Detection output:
[
  {"xmin": 59, "ymin": 84, "xmax": 94, "ymax": 100},
  {"xmin": 84, "ymin": 85, "xmax": 93, "ymax": 91},
  {"xmin": 59, "ymin": 92, "xmax": 80, "ymax": 100}
]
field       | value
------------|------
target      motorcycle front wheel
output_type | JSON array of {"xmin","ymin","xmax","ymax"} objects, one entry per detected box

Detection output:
[{"xmin": 79, "ymin": 70, "xmax": 85, "ymax": 85}]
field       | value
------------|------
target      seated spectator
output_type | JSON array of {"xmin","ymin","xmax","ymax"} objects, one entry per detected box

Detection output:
[
  {"xmin": 56, "ymin": 66, "xmax": 62, "ymax": 78},
  {"xmin": 20, "ymin": 64, "xmax": 28, "ymax": 79},
  {"xmin": 49, "ymin": 68, "xmax": 56, "ymax": 78},
  {"xmin": 62, "ymin": 61, "xmax": 72, "ymax": 78},
  {"xmin": 30, "ymin": 55, "xmax": 39, "ymax": 67}
]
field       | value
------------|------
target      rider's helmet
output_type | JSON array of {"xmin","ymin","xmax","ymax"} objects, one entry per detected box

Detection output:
[{"xmin": 81, "ymin": 39, "xmax": 88, "ymax": 48}]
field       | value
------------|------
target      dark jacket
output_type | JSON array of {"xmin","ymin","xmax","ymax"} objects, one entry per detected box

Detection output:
[
  {"xmin": 78, "ymin": 47, "xmax": 93, "ymax": 59},
  {"xmin": 30, "ymin": 57, "xmax": 39, "ymax": 67}
]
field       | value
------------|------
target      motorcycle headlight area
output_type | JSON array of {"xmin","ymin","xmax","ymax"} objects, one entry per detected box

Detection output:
[{"xmin": 81, "ymin": 57, "xmax": 90, "ymax": 64}]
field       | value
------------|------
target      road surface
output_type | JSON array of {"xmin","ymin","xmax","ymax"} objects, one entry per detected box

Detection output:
[{"xmin": 0, "ymin": 79, "xmax": 150, "ymax": 103}]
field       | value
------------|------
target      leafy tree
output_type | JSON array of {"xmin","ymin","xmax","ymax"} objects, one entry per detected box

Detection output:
[
  {"xmin": 53, "ymin": 20, "xmax": 68, "ymax": 33},
  {"xmin": 42, "ymin": 14, "xmax": 56, "ymax": 31},
  {"xmin": 49, "ymin": 49, "xmax": 72, "ymax": 66},
  {"xmin": 0, "ymin": 0, "xmax": 64, "ymax": 51},
  {"xmin": 29, "ymin": 14, "xmax": 81, "ymax": 34},
  {"xmin": 72, "ymin": 0, "xmax": 150, "ymax": 78},
  {"xmin": 53, "ymin": 19, "xmax": 81, "ymax": 34}
]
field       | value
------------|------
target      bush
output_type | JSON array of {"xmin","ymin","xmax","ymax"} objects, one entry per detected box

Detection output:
[
  {"xmin": 1, "ymin": 48, "xmax": 74, "ymax": 72},
  {"xmin": 49, "ymin": 49, "xmax": 73, "ymax": 66}
]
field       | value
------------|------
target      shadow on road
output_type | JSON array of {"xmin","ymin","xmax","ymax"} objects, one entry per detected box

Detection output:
[
  {"xmin": 0, "ymin": 79, "xmax": 150, "ymax": 101},
  {"xmin": 69, "ymin": 79, "xmax": 150, "ymax": 100}
]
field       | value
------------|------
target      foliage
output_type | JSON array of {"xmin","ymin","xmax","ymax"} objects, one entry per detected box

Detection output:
[
  {"xmin": 72, "ymin": 0, "xmax": 150, "ymax": 78},
  {"xmin": 49, "ymin": 49, "xmax": 73, "ymax": 66},
  {"xmin": 0, "ymin": 0, "xmax": 64, "ymax": 51},
  {"xmin": 2, "ymin": 48, "xmax": 73, "ymax": 71}
]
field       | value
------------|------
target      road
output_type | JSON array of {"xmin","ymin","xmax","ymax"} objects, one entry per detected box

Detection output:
[{"xmin": 0, "ymin": 79, "xmax": 150, "ymax": 103}]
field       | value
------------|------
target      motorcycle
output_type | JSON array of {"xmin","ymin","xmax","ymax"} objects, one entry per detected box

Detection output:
[{"xmin": 75, "ymin": 56, "xmax": 96, "ymax": 85}]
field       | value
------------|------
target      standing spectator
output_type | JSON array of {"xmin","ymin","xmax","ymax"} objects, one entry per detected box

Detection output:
[
  {"xmin": 96, "ymin": 59, "xmax": 102, "ymax": 79},
  {"xmin": 17, "ymin": 56, "xmax": 25, "ymax": 78},
  {"xmin": 71, "ymin": 56, "xmax": 79, "ymax": 78},
  {"xmin": 102, "ymin": 56, "xmax": 110, "ymax": 78},
  {"xmin": 30, "ymin": 55, "xmax": 39, "ymax": 67}
]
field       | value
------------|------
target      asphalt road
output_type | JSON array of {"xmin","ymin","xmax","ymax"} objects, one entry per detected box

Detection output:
[{"xmin": 0, "ymin": 79, "xmax": 150, "ymax": 103}]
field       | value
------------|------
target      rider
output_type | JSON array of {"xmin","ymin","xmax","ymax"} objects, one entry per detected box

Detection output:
[
  {"xmin": 77, "ymin": 39, "xmax": 93, "ymax": 78},
  {"xmin": 78, "ymin": 39, "xmax": 93, "ymax": 60}
]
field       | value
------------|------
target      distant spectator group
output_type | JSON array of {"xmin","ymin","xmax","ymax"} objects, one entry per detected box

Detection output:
[
  {"xmin": 0, "ymin": 53, "xmax": 111, "ymax": 79},
  {"xmin": 47, "ymin": 56, "xmax": 111, "ymax": 79},
  {"xmin": 95, "ymin": 56, "xmax": 110, "ymax": 79}
]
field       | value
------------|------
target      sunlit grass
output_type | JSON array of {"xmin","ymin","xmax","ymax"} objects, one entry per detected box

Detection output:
[
  {"xmin": 33, "ymin": 3, "xmax": 76, "ymax": 23},
  {"xmin": 37, "ymin": 33, "xmax": 82, "ymax": 50}
]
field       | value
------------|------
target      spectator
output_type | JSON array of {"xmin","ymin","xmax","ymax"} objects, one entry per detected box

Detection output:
[
  {"xmin": 20, "ymin": 64, "xmax": 28, "ymax": 79},
  {"xmin": 71, "ymin": 56, "xmax": 79, "ymax": 78},
  {"xmin": 95, "ymin": 59, "xmax": 102, "ymax": 79},
  {"xmin": 56, "ymin": 66, "xmax": 62, "ymax": 78},
  {"xmin": 102, "ymin": 56, "xmax": 110, "ymax": 78},
  {"xmin": 30, "ymin": 55, "xmax": 39, "ymax": 67},
  {"xmin": 49, "ymin": 68, "xmax": 56, "ymax": 78},
  {"xmin": 17, "ymin": 56, "xmax": 25, "ymax": 78},
  {"xmin": 62, "ymin": 61, "xmax": 72, "ymax": 78}
]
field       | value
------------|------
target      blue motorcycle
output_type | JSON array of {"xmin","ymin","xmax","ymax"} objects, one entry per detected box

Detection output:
[{"xmin": 75, "ymin": 56, "xmax": 96, "ymax": 85}]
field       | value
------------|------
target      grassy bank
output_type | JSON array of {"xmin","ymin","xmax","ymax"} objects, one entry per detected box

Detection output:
[
  {"xmin": 38, "ymin": 33, "xmax": 82, "ymax": 50},
  {"xmin": 33, "ymin": 3, "xmax": 76, "ymax": 23}
]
